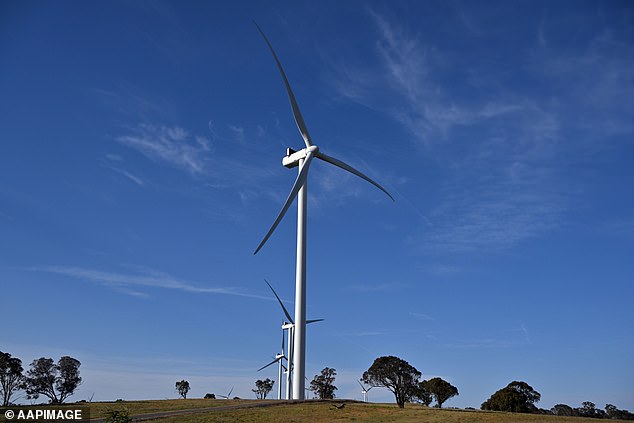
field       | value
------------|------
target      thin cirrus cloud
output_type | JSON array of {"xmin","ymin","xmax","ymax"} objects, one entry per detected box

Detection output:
[
  {"xmin": 327, "ymin": 8, "xmax": 523, "ymax": 145},
  {"xmin": 114, "ymin": 122, "xmax": 279, "ymax": 196},
  {"xmin": 36, "ymin": 265, "xmax": 269, "ymax": 300},
  {"xmin": 102, "ymin": 162, "xmax": 146, "ymax": 187},
  {"xmin": 328, "ymin": 9, "xmax": 571, "ymax": 253},
  {"xmin": 116, "ymin": 124, "xmax": 208, "ymax": 176}
]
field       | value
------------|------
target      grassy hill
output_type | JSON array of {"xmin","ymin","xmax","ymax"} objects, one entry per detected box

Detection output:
[{"xmin": 80, "ymin": 399, "xmax": 632, "ymax": 422}]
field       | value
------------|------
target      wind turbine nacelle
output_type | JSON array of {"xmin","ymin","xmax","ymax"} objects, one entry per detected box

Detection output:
[{"xmin": 282, "ymin": 147, "xmax": 306, "ymax": 168}]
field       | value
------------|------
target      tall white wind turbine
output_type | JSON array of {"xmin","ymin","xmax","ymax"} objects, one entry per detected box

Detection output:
[{"xmin": 254, "ymin": 23, "xmax": 394, "ymax": 400}]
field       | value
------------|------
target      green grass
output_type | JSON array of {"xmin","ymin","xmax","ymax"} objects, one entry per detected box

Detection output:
[{"xmin": 91, "ymin": 400, "xmax": 630, "ymax": 423}]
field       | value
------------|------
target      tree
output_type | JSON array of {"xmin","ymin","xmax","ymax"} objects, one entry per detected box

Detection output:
[
  {"xmin": 1, "ymin": 351, "xmax": 24, "ymax": 406},
  {"xmin": 175, "ymin": 380, "xmax": 190, "ymax": 399},
  {"xmin": 551, "ymin": 404, "xmax": 574, "ymax": 416},
  {"xmin": 361, "ymin": 356, "xmax": 421, "ymax": 408},
  {"xmin": 413, "ymin": 381, "xmax": 433, "ymax": 406},
  {"xmin": 24, "ymin": 356, "xmax": 81, "ymax": 404},
  {"xmin": 422, "ymin": 377, "xmax": 459, "ymax": 408},
  {"xmin": 481, "ymin": 381, "xmax": 540, "ymax": 413},
  {"xmin": 310, "ymin": 367, "xmax": 337, "ymax": 400},
  {"xmin": 252, "ymin": 378, "xmax": 275, "ymax": 400},
  {"xmin": 578, "ymin": 401, "xmax": 596, "ymax": 417},
  {"xmin": 605, "ymin": 404, "xmax": 634, "ymax": 420}
]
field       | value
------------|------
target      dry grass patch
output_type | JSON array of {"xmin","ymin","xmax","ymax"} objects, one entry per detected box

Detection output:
[
  {"xmin": 143, "ymin": 401, "xmax": 626, "ymax": 423},
  {"xmin": 84, "ymin": 398, "xmax": 262, "ymax": 418}
]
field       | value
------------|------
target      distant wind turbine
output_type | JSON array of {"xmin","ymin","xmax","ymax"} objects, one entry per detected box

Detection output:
[
  {"xmin": 217, "ymin": 387, "xmax": 233, "ymax": 400},
  {"xmin": 358, "ymin": 380, "xmax": 373, "ymax": 402},
  {"xmin": 253, "ymin": 22, "xmax": 394, "ymax": 400},
  {"xmin": 257, "ymin": 327, "xmax": 287, "ymax": 400},
  {"xmin": 264, "ymin": 279, "xmax": 323, "ymax": 399}
]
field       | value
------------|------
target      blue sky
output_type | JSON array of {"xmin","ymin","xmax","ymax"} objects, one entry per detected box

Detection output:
[{"xmin": 1, "ymin": 0, "xmax": 633, "ymax": 411}]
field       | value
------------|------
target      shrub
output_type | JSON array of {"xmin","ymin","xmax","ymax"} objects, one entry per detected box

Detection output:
[{"xmin": 104, "ymin": 408, "xmax": 132, "ymax": 423}]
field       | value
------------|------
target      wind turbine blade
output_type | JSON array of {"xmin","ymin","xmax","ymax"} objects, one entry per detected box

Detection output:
[
  {"xmin": 306, "ymin": 318, "xmax": 324, "ymax": 324},
  {"xmin": 367, "ymin": 386, "xmax": 374, "ymax": 391},
  {"xmin": 228, "ymin": 387, "xmax": 234, "ymax": 397},
  {"xmin": 258, "ymin": 358, "xmax": 279, "ymax": 372},
  {"xmin": 254, "ymin": 151, "xmax": 315, "ymax": 254},
  {"xmin": 357, "ymin": 380, "xmax": 365, "ymax": 390},
  {"xmin": 254, "ymin": 22, "xmax": 312, "ymax": 148},
  {"xmin": 316, "ymin": 151, "xmax": 394, "ymax": 201},
  {"xmin": 265, "ymin": 279, "xmax": 294, "ymax": 323}
]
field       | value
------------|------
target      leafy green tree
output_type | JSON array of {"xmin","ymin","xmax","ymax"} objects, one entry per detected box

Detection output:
[
  {"xmin": 605, "ymin": 404, "xmax": 634, "ymax": 420},
  {"xmin": 0, "ymin": 351, "xmax": 24, "ymax": 407},
  {"xmin": 481, "ymin": 381, "xmax": 540, "ymax": 413},
  {"xmin": 576, "ymin": 401, "xmax": 607, "ymax": 418},
  {"xmin": 310, "ymin": 368, "xmax": 337, "ymax": 399},
  {"xmin": 606, "ymin": 404, "xmax": 618, "ymax": 418},
  {"xmin": 175, "ymin": 380, "xmax": 190, "ymax": 399},
  {"xmin": 361, "ymin": 356, "xmax": 421, "ymax": 408},
  {"xmin": 422, "ymin": 377, "xmax": 459, "ymax": 408},
  {"xmin": 24, "ymin": 356, "xmax": 82, "ymax": 404},
  {"xmin": 551, "ymin": 404, "xmax": 574, "ymax": 416},
  {"xmin": 413, "ymin": 381, "xmax": 433, "ymax": 406},
  {"xmin": 252, "ymin": 378, "xmax": 275, "ymax": 400}
]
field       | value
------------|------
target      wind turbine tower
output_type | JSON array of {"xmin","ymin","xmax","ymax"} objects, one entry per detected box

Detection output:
[{"xmin": 254, "ymin": 23, "xmax": 394, "ymax": 400}]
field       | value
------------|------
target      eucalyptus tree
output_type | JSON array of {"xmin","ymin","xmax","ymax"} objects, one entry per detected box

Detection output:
[
  {"xmin": 362, "ymin": 356, "xmax": 421, "ymax": 408},
  {"xmin": 0, "ymin": 351, "xmax": 24, "ymax": 406},
  {"xmin": 24, "ymin": 356, "xmax": 81, "ymax": 404}
]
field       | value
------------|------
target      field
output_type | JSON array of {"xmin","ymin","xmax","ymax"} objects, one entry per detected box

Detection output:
[{"xmin": 74, "ymin": 399, "xmax": 632, "ymax": 422}]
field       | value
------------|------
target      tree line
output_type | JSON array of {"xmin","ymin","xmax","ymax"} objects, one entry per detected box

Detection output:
[
  {"xmin": 181, "ymin": 354, "xmax": 632, "ymax": 420},
  {"xmin": 481, "ymin": 381, "xmax": 633, "ymax": 419},
  {"xmin": 360, "ymin": 355, "xmax": 633, "ymax": 419},
  {"xmin": 1, "ymin": 351, "xmax": 82, "ymax": 406},
  {"xmin": 6, "ymin": 348, "xmax": 631, "ymax": 420}
]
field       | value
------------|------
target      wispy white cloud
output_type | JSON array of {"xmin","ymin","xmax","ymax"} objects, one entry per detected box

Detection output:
[
  {"xmin": 409, "ymin": 312, "xmax": 434, "ymax": 321},
  {"xmin": 117, "ymin": 124, "xmax": 209, "ymax": 175},
  {"xmin": 327, "ymin": 8, "xmax": 524, "ymax": 146},
  {"xmin": 325, "ymin": 10, "xmax": 577, "ymax": 252},
  {"xmin": 114, "ymin": 123, "xmax": 282, "ymax": 207},
  {"xmin": 521, "ymin": 324, "xmax": 531, "ymax": 344},
  {"xmin": 35, "ymin": 265, "xmax": 270, "ymax": 300},
  {"xmin": 103, "ymin": 163, "xmax": 146, "ymax": 187},
  {"xmin": 227, "ymin": 124, "xmax": 246, "ymax": 144},
  {"xmin": 528, "ymin": 28, "xmax": 634, "ymax": 138},
  {"xmin": 425, "ymin": 183, "xmax": 564, "ymax": 252}
]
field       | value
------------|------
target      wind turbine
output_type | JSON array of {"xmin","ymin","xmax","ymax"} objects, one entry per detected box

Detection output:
[
  {"xmin": 257, "ymin": 327, "xmax": 287, "ymax": 400},
  {"xmin": 264, "ymin": 279, "xmax": 323, "ymax": 399},
  {"xmin": 358, "ymin": 380, "xmax": 373, "ymax": 403},
  {"xmin": 217, "ymin": 386, "xmax": 234, "ymax": 400},
  {"xmin": 253, "ymin": 23, "xmax": 394, "ymax": 400}
]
